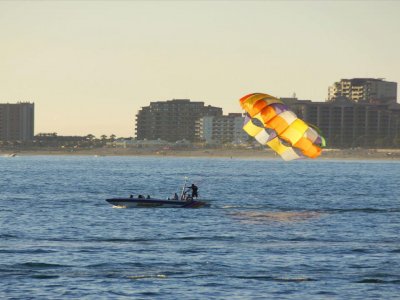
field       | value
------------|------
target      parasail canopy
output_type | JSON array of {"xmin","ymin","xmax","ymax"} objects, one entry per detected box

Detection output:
[{"xmin": 240, "ymin": 93, "xmax": 325, "ymax": 161}]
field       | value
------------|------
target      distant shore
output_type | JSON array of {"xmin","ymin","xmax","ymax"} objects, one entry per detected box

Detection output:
[{"xmin": 2, "ymin": 147, "xmax": 400, "ymax": 160}]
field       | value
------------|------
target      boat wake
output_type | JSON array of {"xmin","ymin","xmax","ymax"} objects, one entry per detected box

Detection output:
[
  {"xmin": 112, "ymin": 205, "xmax": 127, "ymax": 209},
  {"xmin": 230, "ymin": 211, "xmax": 323, "ymax": 223}
]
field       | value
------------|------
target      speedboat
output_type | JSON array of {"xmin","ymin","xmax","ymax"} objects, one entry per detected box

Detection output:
[
  {"xmin": 106, "ymin": 179, "xmax": 210, "ymax": 208},
  {"xmin": 106, "ymin": 197, "xmax": 209, "ymax": 208}
]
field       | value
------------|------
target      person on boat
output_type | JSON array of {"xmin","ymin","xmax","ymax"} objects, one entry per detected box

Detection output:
[
  {"xmin": 187, "ymin": 183, "xmax": 198, "ymax": 198},
  {"xmin": 146, "ymin": 195, "xmax": 151, "ymax": 199},
  {"xmin": 173, "ymin": 193, "xmax": 179, "ymax": 200}
]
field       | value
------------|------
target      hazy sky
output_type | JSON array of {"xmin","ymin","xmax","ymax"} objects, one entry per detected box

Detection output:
[{"xmin": 1, "ymin": 1, "xmax": 399, "ymax": 137}]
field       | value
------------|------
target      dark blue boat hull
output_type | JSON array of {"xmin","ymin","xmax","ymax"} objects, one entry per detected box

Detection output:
[{"xmin": 106, "ymin": 198, "xmax": 210, "ymax": 208}]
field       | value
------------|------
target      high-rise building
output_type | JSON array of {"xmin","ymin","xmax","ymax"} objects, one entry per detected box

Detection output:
[
  {"xmin": 195, "ymin": 113, "xmax": 248, "ymax": 144},
  {"xmin": 136, "ymin": 99, "xmax": 222, "ymax": 142},
  {"xmin": 328, "ymin": 78, "xmax": 397, "ymax": 104},
  {"xmin": 287, "ymin": 98, "xmax": 400, "ymax": 148},
  {"xmin": 0, "ymin": 102, "xmax": 34, "ymax": 141}
]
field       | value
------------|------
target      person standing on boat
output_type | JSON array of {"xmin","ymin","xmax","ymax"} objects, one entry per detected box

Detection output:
[{"xmin": 188, "ymin": 183, "xmax": 198, "ymax": 198}]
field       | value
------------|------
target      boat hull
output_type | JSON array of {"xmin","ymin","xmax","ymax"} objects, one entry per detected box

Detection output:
[{"xmin": 106, "ymin": 198, "xmax": 209, "ymax": 208}]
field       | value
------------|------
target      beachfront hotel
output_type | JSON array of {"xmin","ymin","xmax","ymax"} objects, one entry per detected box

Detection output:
[
  {"xmin": 135, "ymin": 99, "xmax": 222, "ymax": 142},
  {"xmin": 278, "ymin": 78, "xmax": 400, "ymax": 148},
  {"xmin": 0, "ymin": 102, "xmax": 34, "ymax": 142},
  {"xmin": 195, "ymin": 113, "xmax": 248, "ymax": 145},
  {"xmin": 328, "ymin": 78, "xmax": 397, "ymax": 104},
  {"xmin": 284, "ymin": 97, "xmax": 400, "ymax": 148}
]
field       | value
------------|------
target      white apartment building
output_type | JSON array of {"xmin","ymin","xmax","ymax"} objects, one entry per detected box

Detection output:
[
  {"xmin": 196, "ymin": 113, "xmax": 248, "ymax": 144},
  {"xmin": 328, "ymin": 78, "xmax": 397, "ymax": 104}
]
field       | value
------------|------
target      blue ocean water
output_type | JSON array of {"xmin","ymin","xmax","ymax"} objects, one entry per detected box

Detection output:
[{"xmin": 0, "ymin": 155, "xmax": 399, "ymax": 299}]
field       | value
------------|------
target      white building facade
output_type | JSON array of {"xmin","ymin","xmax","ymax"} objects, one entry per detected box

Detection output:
[{"xmin": 196, "ymin": 113, "xmax": 248, "ymax": 144}]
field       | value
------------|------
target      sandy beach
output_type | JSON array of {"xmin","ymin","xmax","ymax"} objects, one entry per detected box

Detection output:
[{"xmin": 2, "ymin": 147, "xmax": 400, "ymax": 160}]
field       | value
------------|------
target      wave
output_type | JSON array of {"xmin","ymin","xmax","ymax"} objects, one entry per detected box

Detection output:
[
  {"xmin": 356, "ymin": 278, "xmax": 400, "ymax": 284},
  {"xmin": 127, "ymin": 274, "xmax": 167, "ymax": 280},
  {"xmin": 0, "ymin": 249, "xmax": 56, "ymax": 254},
  {"xmin": 89, "ymin": 237, "xmax": 152, "ymax": 243},
  {"xmin": 350, "ymin": 248, "xmax": 371, "ymax": 254},
  {"xmin": 88, "ymin": 235, "xmax": 235, "ymax": 243},
  {"xmin": 323, "ymin": 208, "xmax": 400, "ymax": 214},
  {"xmin": 31, "ymin": 235, "xmax": 236, "ymax": 244},
  {"xmin": 12, "ymin": 262, "xmax": 71, "ymax": 269},
  {"xmin": 177, "ymin": 235, "xmax": 235, "ymax": 241},
  {"xmin": 30, "ymin": 274, "xmax": 60, "ymax": 279},
  {"xmin": 234, "ymin": 275, "xmax": 316, "ymax": 282},
  {"xmin": 0, "ymin": 234, "xmax": 18, "ymax": 239},
  {"xmin": 0, "ymin": 262, "xmax": 71, "ymax": 275},
  {"xmin": 84, "ymin": 262, "xmax": 147, "ymax": 268}
]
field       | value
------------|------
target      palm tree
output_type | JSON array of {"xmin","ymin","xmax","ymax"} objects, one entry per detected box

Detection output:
[{"xmin": 86, "ymin": 134, "xmax": 95, "ymax": 141}]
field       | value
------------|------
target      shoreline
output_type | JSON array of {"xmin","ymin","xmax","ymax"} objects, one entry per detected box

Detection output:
[{"xmin": 2, "ymin": 148, "xmax": 400, "ymax": 160}]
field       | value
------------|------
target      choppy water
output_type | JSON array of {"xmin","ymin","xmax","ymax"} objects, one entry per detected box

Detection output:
[{"xmin": 0, "ymin": 155, "xmax": 399, "ymax": 299}]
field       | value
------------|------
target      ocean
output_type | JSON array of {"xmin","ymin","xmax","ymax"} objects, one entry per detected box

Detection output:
[{"xmin": 0, "ymin": 156, "xmax": 399, "ymax": 299}]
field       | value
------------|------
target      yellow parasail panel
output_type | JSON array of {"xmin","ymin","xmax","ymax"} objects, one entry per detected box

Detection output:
[
  {"xmin": 280, "ymin": 119, "xmax": 309, "ymax": 145},
  {"xmin": 267, "ymin": 137, "xmax": 301, "ymax": 161},
  {"xmin": 266, "ymin": 137, "xmax": 288, "ymax": 156},
  {"xmin": 243, "ymin": 119, "xmax": 264, "ymax": 137}
]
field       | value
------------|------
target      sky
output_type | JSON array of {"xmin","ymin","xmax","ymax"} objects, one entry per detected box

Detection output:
[{"xmin": 1, "ymin": 0, "xmax": 399, "ymax": 137}]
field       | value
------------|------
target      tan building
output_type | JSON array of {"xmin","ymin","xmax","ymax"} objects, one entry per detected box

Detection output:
[
  {"xmin": 328, "ymin": 78, "xmax": 397, "ymax": 104},
  {"xmin": 0, "ymin": 102, "xmax": 34, "ymax": 141},
  {"xmin": 136, "ymin": 99, "xmax": 222, "ymax": 142}
]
